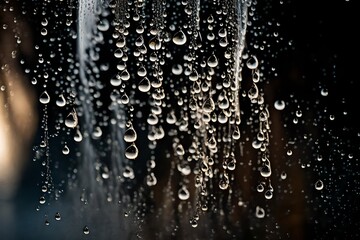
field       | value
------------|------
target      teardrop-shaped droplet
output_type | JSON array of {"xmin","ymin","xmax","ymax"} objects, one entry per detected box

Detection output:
[
  {"xmin": 74, "ymin": 129, "xmax": 83, "ymax": 142},
  {"xmin": 39, "ymin": 91, "xmax": 50, "ymax": 104},
  {"xmin": 203, "ymin": 97, "xmax": 215, "ymax": 113},
  {"xmin": 62, "ymin": 145, "xmax": 70, "ymax": 155},
  {"xmin": 137, "ymin": 66, "xmax": 147, "ymax": 77},
  {"xmin": 125, "ymin": 143, "xmax": 138, "ymax": 160},
  {"xmin": 260, "ymin": 164, "xmax": 272, "ymax": 178},
  {"xmin": 56, "ymin": 94, "xmax": 66, "ymax": 107},
  {"xmin": 110, "ymin": 74, "xmax": 121, "ymax": 86},
  {"xmin": 248, "ymin": 83, "xmax": 259, "ymax": 100},
  {"xmin": 207, "ymin": 53, "xmax": 218, "ymax": 68},
  {"xmin": 124, "ymin": 127, "xmax": 137, "ymax": 142},
  {"xmin": 149, "ymin": 37, "xmax": 161, "ymax": 50},
  {"xmin": 172, "ymin": 30, "xmax": 187, "ymax": 45},
  {"xmin": 138, "ymin": 77, "xmax": 151, "ymax": 92},
  {"xmin": 65, "ymin": 109, "xmax": 78, "ymax": 128},
  {"xmin": 120, "ymin": 70, "xmax": 130, "ymax": 81}
]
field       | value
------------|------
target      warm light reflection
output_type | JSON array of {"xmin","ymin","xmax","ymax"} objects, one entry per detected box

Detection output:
[{"xmin": 0, "ymin": 10, "xmax": 37, "ymax": 200}]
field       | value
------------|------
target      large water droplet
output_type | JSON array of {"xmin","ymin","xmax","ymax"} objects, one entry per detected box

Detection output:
[
  {"xmin": 39, "ymin": 91, "xmax": 50, "ymax": 104},
  {"xmin": 65, "ymin": 109, "xmax": 78, "ymax": 128},
  {"xmin": 203, "ymin": 97, "xmax": 215, "ymax": 113},
  {"xmin": 138, "ymin": 77, "xmax": 151, "ymax": 92},
  {"xmin": 207, "ymin": 53, "xmax": 218, "ymax": 68},
  {"xmin": 246, "ymin": 55, "xmax": 259, "ymax": 69},
  {"xmin": 172, "ymin": 30, "xmax": 187, "ymax": 45},
  {"xmin": 124, "ymin": 126, "xmax": 137, "ymax": 142},
  {"xmin": 125, "ymin": 143, "xmax": 139, "ymax": 160}
]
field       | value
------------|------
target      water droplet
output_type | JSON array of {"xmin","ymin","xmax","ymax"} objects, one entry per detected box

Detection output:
[
  {"xmin": 176, "ymin": 144, "xmax": 185, "ymax": 156},
  {"xmin": 248, "ymin": 83, "xmax": 259, "ymax": 100},
  {"xmin": 62, "ymin": 145, "xmax": 70, "ymax": 155},
  {"xmin": 74, "ymin": 129, "xmax": 83, "ymax": 142},
  {"xmin": 246, "ymin": 55, "xmax": 259, "ymax": 69},
  {"xmin": 255, "ymin": 206, "xmax": 265, "ymax": 218},
  {"xmin": 83, "ymin": 226, "xmax": 90, "ymax": 235},
  {"xmin": 274, "ymin": 100, "xmax": 285, "ymax": 110},
  {"xmin": 315, "ymin": 180, "xmax": 324, "ymax": 190},
  {"xmin": 257, "ymin": 183, "xmax": 264, "ymax": 192},
  {"xmin": 149, "ymin": 37, "xmax": 161, "ymax": 50},
  {"xmin": 172, "ymin": 30, "xmax": 187, "ymax": 45},
  {"xmin": 123, "ymin": 166, "xmax": 135, "ymax": 179},
  {"xmin": 124, "ymin": 126, "xmax": 137, "ymax": 142},
  {"xmin": 110, "ymin": 74, "xmax": 122, "ymax": 86},
  {"xmin": 219, "ymin": 173, "xmax": 229, "ymax": 190},
  {"xmin": 264, "ymin": 189, "xmax": 273, "ymax": 199},
  {"xmin": 146, "ymin": 172, "xmax": 157, "ymax": 186},
  {"xmin": 55, "ymin": 212, "xmax": 61, "ymax": 221},
  {"xmin": 56, "ymin": 94, "xmax": 66, "ymax": 107},
  {"xmin": 172, "ymin": 64, "xmax": 183, "ymax": 75},
  {"xmin": 321, "ymin": 88, "xmax": 328, "ymax": 96},
  {"xmin": 125, "ymin": 143, "xmax": 139, "ymax": 160},
  {"xmin": 92, "ymin": 126, "xmax": 102, "ymax": 139},
  {"xmin": 260, "ymin": 164, "xmax": 271, "ymax": 178},
  {"xmin": 39, "ymin": 91, "xmax": 50, "ymax": 104},
  {"xmin": 39, "ymin": 196, "xmax": 46, "ymax": 204},
  {"xmin": 207, "ymin": 53, "xmax": 218, "ymax": 68},
  {"xmin": 138, "ymin": 77, "xmax": 151, "ymax": 92},
  {"xmin": 203, "ymin": 97, "xmax": 215, "ymax": 113},
  {"xmin": 178, "ymin": 186, "xmax": 190, "ymax": 200},
  {"xmin": 65, "ymin": 109, "xmax": 78, "ymax": 128},
  {"xmin": 120, "ymin": 70, "xmax": 130, "ymax": 81}
]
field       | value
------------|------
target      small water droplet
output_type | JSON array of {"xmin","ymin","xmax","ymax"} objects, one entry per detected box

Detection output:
[
  {"xmin": 55, "ymin": 212, "xmax": 61, "ymax": 221},
  {"xmin": 83, "ymin": 226, "xmax": 90, "ymax": 235},
  {"xmin": 315, "ymin": 180, "xmax": 324, "ymax": 190},
  {"xmin": 255, "ymin": 206, "xmax": 265, "ymax": 218},
  {"xmin": 62, "ymin": 145, "xmax": 70, "ymax": 155}
]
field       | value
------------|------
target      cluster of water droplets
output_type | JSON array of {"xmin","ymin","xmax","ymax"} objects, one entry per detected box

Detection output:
[{"xmin": 26, "ymin": 0, "xmax": 276, "ymax": 234}]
